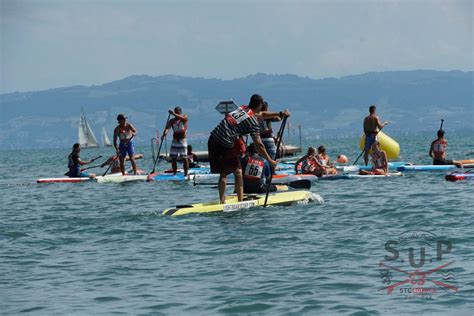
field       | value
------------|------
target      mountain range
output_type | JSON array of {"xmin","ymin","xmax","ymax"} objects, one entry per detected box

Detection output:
[{"xmin": 0, "ymin": 70, "xmax": 472, "ymax": 149}]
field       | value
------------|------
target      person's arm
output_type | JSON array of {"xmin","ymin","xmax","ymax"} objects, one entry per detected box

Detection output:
[
  {"xmin": 294, "ymin": 156, "xmax": 305, "ymax": 174},
  {"xmin": 311, "ymin": 157, "xmax": 326, "ymax": 170},
  {"xmin": 171, "ymin": 111, "xmax": 188, "ymax": 122},
  {"xmin": 429, "ymin": 141, "xmax": 434, "ymax": 158},
  {"xmin": 251, "ymin": 134, "xmax": 276, "ymax": 168},
  {"xmin": 128, "ymin": 123, "xmax": 137, "ymax": 136},
  {"xmin": 259, "ymin": 109, "xmax": 290, "ymax": 120},
  {"xmin": 194, "ymin": 154, "xmax": 198, "ymax": 162},
  {"xmin": 113, "ymin": 127, "xmax": 119, "ymax": 154},
  {"xmin": 376, "ymin": 116, "xmax": 389, "ymax": 129}
]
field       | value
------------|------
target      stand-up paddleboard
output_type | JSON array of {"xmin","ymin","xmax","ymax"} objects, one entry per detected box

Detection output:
[
  {"xmin": 37, "ymin": 177, "xmax": 91, "ymax": 183},
  {"xmin": 455, "ymin": 159, "xmax": 474, "ymax": 168},
  {"xmin": 359, "ymin": 131, "xmax": 400, "ymax": 160},
  {"xmin": 95, "ymin": 174, "xmax": 148, "ymax": 183},
  {"xmin": 163, "ymin": 167, "xmax": 211, "ymax": 174},
  {"xmin": 162, "ymin": 190, "xmax": 314, "ymax": 216},
  {"xmin": 445, "ymin": 172, "xmax": 474, "ymax": 181},
  {"xmin": 317, "ymin": 172, "xmax": 403, "ymax": 180},
  {"xmin": 336, "ymin": 162, "xmax": 410, "ymax": 173},
  {"xmin": 147, "ymin": 172, "xmax": 194, "ymax": 181},
  {"xmin": 397, "ymin": 165, "xmax": 457, "ymax": 172}
]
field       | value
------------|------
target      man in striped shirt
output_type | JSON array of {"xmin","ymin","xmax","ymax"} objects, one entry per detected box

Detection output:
[{"xmin": 208, "ymin": 94, "xmax": 290, "ymax": 204}]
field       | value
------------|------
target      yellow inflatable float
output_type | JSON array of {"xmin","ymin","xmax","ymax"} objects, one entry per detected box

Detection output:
[{"xmin": 359, "ymin": 131, "xmax": 400, "ymax": 160}]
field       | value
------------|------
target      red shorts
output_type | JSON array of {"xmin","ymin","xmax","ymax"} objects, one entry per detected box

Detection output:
[{"xmin": 208, "ymin": 136, "xmax": 241, "ymax": 175}]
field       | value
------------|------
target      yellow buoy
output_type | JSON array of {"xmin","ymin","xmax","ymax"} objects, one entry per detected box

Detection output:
[{"xmin": 359, "ymin": 131, "xmax": 400, "ymax": 160}]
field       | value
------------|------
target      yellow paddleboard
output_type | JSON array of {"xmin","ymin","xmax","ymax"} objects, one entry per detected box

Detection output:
[
  {"xmin": 359, "ymin": 131, "xmax": 400, "ymax": 160},
  {"xmin": 162, "ymin": 190, "xmax": 313, "ymax": 216}
]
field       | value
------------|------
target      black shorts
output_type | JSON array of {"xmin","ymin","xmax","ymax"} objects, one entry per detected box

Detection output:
[
  {"xmin": 433, "ymin": 159, "xmax": 454, "ymax": 165},
  {"xmin": 243, "ymin": 182, "xmax": 277, "ymax": 194},
  {"xmin": 208, "ymin": 136, "xmax": 240, "ymax": 175}
]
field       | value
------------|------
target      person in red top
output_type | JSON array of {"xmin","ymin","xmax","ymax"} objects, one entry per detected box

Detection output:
[
  {"xmin": 208, "ymin": 94, "xmax": 290, "ymax": 204},
  {"xmin": 429, "ymin": 129, "xmax": 458, "ymax": 165},
  {"xmin": 315, "ymin": 146, "xmax": 337, "ymax": 175},
  {"xmin": 162, "ymin": 107, "xmax": 189, "ymax": 176},
  {"xmin": 113, "ymin": 114, "xmax": 138, "ymax": 175}
]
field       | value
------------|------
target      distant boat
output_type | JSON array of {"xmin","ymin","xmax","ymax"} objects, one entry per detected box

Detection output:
[
  {"xmin": 102, "ymin": 127, "xmax": 112, "ymax": 147},
  {"xmin": 78, "ymin": 109, "xmax": 99, "ymax": 148}
]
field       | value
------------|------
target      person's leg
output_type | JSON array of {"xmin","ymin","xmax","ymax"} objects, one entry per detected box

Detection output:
[
  {"xmin": 130, "ymin": 156, "xmax": 137, "ymax": 175},
  {"xmin": 363, "ymin": 150, "xmax": 369, "ymax": 166},
  {"xmin": 234, "ymin": 168, "xmax": 243, "ymax": 202},
  {"xmin": 120, "ymin": 157, "xmax": 126, "ymax": 175},
  {"xmin": 171, "ymin": 158, "xmax": 178, "ymax": 174},
  {"xmin": 218, "ymin": 173, "xmax": 227, "ymax": 204},
  {"xmin": 183, "ymin": 157, "xmax": 189, "ymax": 176}
]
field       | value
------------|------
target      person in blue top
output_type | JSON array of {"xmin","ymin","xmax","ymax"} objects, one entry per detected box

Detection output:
[
  {"xmin": 240, "ymin": 143, "xmax": 276, "ymax": 194},
  {"xmin": 67, "ymin": 143, "xmax": 98, "ymax": 178}
]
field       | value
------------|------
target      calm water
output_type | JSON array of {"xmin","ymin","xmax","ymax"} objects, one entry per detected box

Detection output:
[{"xmin": 1, "ymin": 135, "xmax": 473, "ymax": 315}]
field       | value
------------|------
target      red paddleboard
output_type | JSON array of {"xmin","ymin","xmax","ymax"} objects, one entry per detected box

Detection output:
[{"xmin": 37, "ymin": 177, "xmax": 91, "ymax": 183}]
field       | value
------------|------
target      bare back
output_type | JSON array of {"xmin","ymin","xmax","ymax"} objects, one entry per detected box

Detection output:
[{"xmin": 364, "ymin": 114, "xmax": 382, "ymax": 134}]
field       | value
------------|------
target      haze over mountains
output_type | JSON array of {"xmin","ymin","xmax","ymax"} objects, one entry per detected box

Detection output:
[{"xmin": 0, "ymin": 70, "xmax": 472, "ymax": 149}]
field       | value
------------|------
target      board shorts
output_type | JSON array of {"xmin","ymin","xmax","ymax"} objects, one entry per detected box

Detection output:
[
  {"xmin": 262, "ymin": 137, "xmax": 277, "ymax": 159},
  {"xmin": 170, "ymin": 138, "xmax": 187, "ymax": 158},
  {"xmin": 119, "ymin": 140, "xmax": 135, "ymax": 158},
  {"xmin": 433, "ymin": 158, "xmax": 454, "ymax": 165},
  {"xmin": 364, "ymin": 133, "xmax": 378, "ymax": 151},
  {"xmin": 208, "ymin": 136, "xmax": 240, "ymax": 175}
]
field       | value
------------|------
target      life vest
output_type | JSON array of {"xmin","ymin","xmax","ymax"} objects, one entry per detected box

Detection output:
[
  {"xmin": 68, "ymin": 153, "xmax": 80, "ymax": 177},
  {"xmin": 316, "ymin": 154, "xmax": 329, "ymax": 167},
  {"xmin": 243, "ymin": 156, "xmax": 265, "ymax": 180},
  {"xmin": 118, "ymin": 125, "xmax": 133, "ymax": 141},
  {"xmin": 301, "ymin": 157, "xmax": 317, "ymax": 173},
  {"xmin": 258, "ymin": 117, "xmax": 273, "ymax": 138},
  {"xmin": 371, "ymin": 151, "xmax": 385, "ymax": 169},
  {"xmin": 171, "ymin": 119, "xmax": 187, "ymax": 140},
  {"xmin": 225, "ymin": 106, "xmax": 255, "ymax": 127},
  {"xmin": 432, "ymin": 139, "xmax": 447, "ymax": 154}
]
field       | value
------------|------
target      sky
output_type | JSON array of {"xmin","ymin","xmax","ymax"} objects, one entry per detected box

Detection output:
[{"xmin": 0, "ymin": 0, "xmax": 472, "ymax": 93}]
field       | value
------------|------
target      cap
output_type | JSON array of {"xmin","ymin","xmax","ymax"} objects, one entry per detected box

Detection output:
[{"xmin": 117, "ymin": 114, "xmax": 127, "ymax": 121}]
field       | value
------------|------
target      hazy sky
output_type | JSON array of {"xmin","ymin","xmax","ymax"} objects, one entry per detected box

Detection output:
[{"xmin": 1, "ymin": 0, "xmax": 472, "ymax": 93}]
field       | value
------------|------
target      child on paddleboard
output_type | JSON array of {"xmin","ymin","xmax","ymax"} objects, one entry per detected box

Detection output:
[
  {"xmin": 359, "ymin": 141, "xmax": 388, "ymax": 175},
  {"xmin": 295, "ymin": 146, "xmax": 336, "ymax": 177},
  {"xmin": 240, "ymin": 143, "xmax": 277, "ymax": 194}
]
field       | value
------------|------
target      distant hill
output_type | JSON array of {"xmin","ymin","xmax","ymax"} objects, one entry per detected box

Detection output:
[{"xmin": 0, "ymin": 70, "xmax": 472, "ymax": 149}]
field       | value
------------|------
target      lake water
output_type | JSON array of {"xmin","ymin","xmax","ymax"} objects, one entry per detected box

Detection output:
[{"xmin": 1, "ymin": 135, "xmax": 473, "ymax": 314}]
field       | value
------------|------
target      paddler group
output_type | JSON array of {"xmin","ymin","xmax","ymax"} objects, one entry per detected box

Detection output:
[{"xmin": 62, "ymin": 95, "xmax": 472, "ymax": 196}]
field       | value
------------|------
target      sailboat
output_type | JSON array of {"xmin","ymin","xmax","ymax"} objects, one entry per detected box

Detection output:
[
  {"xmin": 78, "ymin": 109, "xmax": 99, "ymax": 148},
  {"xmin": 102, "ymin": 127, "xmax": 112, "ymax": 147}
]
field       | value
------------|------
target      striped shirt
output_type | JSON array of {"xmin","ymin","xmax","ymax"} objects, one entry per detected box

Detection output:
[{"xmin": 210, "ymin": 106, "xmax": 260, "ymax": 148}]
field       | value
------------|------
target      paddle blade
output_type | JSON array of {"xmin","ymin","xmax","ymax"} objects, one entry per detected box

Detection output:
[{"xmin": 288, "ymin": 179, "xmax": 311, "ymax": 189}]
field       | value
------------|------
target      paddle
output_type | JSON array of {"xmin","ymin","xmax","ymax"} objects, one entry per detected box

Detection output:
[
  {"xmin": 194, "ymin": 179, "xmax": 310, "ymax": 190},
  {"xmin": 352, "ymin": 125, "xmax": 385, "ymax": 166},
  {"xmin": 440, "ymin": 118, "xmax": 444, "ymax": 130},
  {"xmin": 264, "ymin": 116, "xmax": 289, "ymax": 207},
  {"xmin": 150, "ymin": 113, "xmax": 172, "ymax": 174},
  {"xmin": 102, "ymin": 136, "xmax": 134, "ymax": 177}
]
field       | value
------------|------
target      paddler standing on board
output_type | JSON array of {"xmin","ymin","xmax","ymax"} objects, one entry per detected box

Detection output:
[
  {"xmin": 359, "ymin": 141, "xmax": 388, "ymax": 175},
  {"xmin": 162, "ymin": 107, "xmax": 189, "ymax": 176},
  {"xmin": 67, "ymin": 143, "xmax": 98, "ymax": 179},
  {"xmin": 363, "ymin": 105, "xmax": 389, "ymax": 166},
  {"xmin": 114, "ymin": 114, "xmax": 138, "ymax": 175},
  {"xmin": 208, "ymin": 94, "xmax": 290, "ymax": 204}
]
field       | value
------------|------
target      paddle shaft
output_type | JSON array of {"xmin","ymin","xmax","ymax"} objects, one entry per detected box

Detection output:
[
  {"xmin": 102, "ymin": 136, "xmax": 134, "ymax": 176},
  {"xmin": 440, "ymin": 119, "xmax": 444, "ymax": 130},
  {"xmin": 151, "ymin": 113, "xmax": 172, "ymax": 173},
  {"xmin": 264, "ymin": 116, "xmax": 289, "ymax": 207}
]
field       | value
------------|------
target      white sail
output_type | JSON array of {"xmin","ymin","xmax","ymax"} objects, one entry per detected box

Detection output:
[
  {"xmin": 78, "ymin": 110, "xmax": 99, "ymax": 148},
  {"xmin": 102, "ymin": 127, "xmax": 112, "ymax": 147}
]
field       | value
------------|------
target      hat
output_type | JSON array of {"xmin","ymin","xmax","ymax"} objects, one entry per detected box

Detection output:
[{"xmin": 117, "ymin": 114, "xmax": 127, "ymax": 121}]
